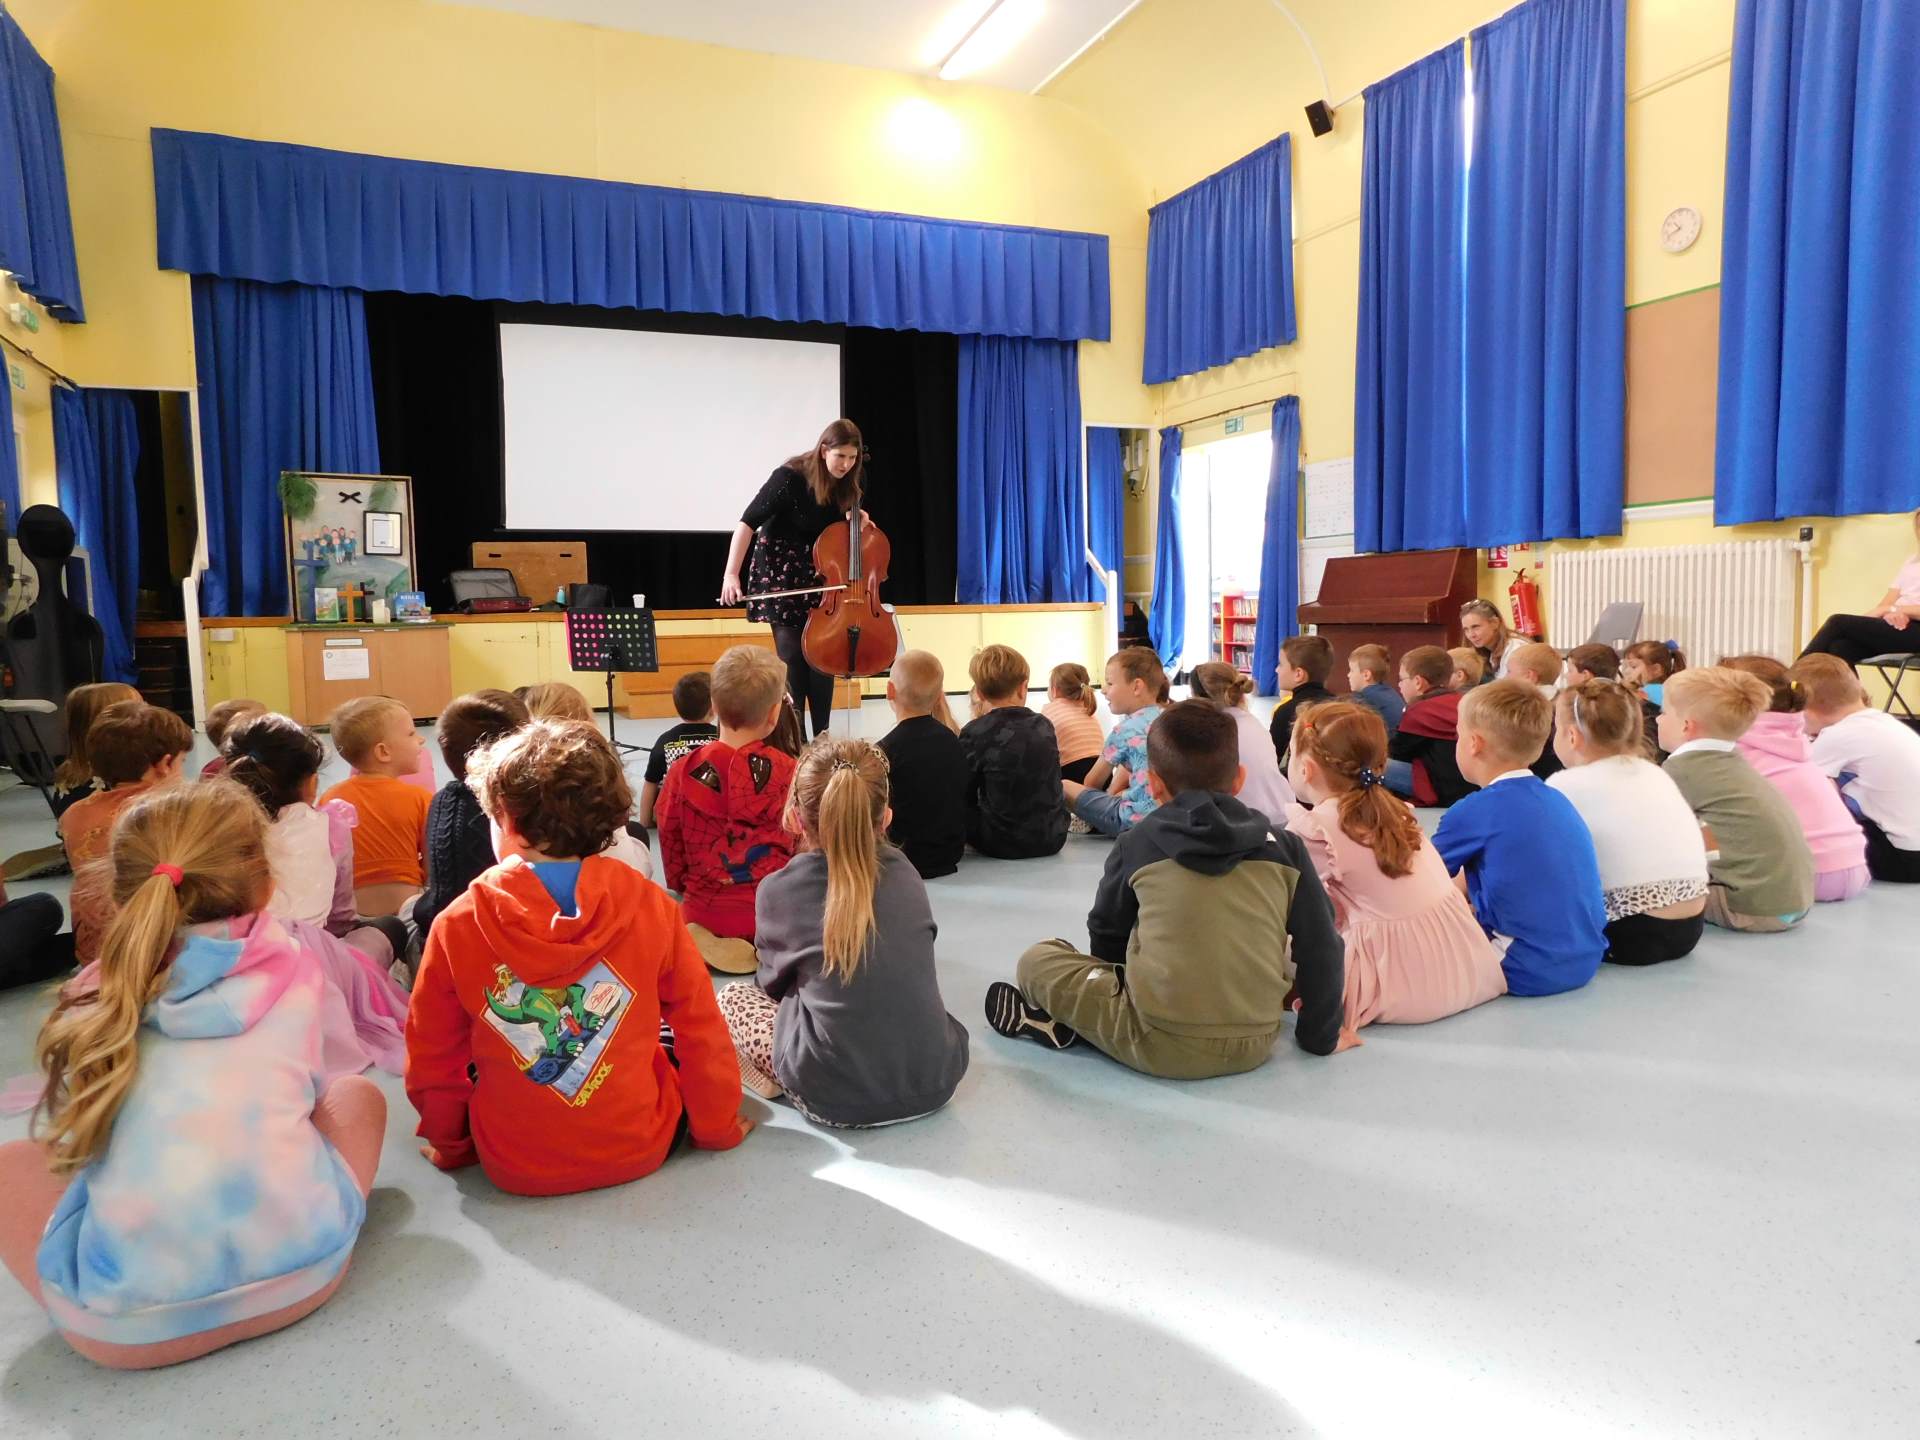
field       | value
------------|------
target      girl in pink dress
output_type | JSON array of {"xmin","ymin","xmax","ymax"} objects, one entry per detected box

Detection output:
[
  {"xmin": 1285, "ymin": 701, "xmax": 1506, "ymax": 1048},
  {"xmin": 1722, "ymin": 655, "xmax": 1870, "ymax": 901}
]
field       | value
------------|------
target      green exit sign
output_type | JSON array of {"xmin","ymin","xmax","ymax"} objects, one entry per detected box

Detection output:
[
  {"xmin": 1223, "ymin": 415, "xmax": 1243, "ymax": 434},
  {"xmin": 7, "ymin": 363, "xmax": 22, "ymax": 392}
]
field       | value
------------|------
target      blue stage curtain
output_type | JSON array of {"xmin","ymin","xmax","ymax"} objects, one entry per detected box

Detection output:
[
  {"xmin": 0, "ymin": 372, "xmax": 18, "ymax": 526},
  {"xmin": 1087, "ymin": 426, "xmax": 1125, "ymax": 585},
  {"xmin": 1716, "ymin": 0, "xmax": 1920, "ymax": 523},
  {"xmin": 51, "ymin": 389, "xmax": 140, "ymax": 683},
  {"xmin": 1147, "ymin": 426, "xmax": 1185, "ymax": 671},
  {"xmin": 1355, "ymin": 46, "xmax": 1467, "ymax": 554},
  {"xmin": 192, "ymin": 277, "xmax": 381, "ymax": 617},
  {"xmin": 0, "ymin": 11, "xmax": 84, "ymax": 321},
  {"xmin": 955, "ymin": 337, "xmax": 1087, "ymax": 604},
  {"xmin": 1466, "ymin": 0, "xmax": 1625, "ymax": 545},
  {"xmin": 1252, "ymin": 397, "xmax": 1301, "ymax": 697},
  {"xmin": 152, "ymin": 129, "xmax": 1110, "ymax": 344},
  {"xmin": 1143, "ymin": 135, "xmax": 1297, "ymax": 384}
]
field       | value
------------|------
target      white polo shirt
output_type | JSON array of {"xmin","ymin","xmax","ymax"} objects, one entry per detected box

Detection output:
[{"xmin": 1809, "ymin": 708, "xmax": 1920, "ymax": 849}]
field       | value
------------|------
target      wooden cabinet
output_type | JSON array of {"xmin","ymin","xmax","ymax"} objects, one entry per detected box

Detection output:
[{"xmin": 284, "ymin": 625, "xmax": 453, "ymax": 725}]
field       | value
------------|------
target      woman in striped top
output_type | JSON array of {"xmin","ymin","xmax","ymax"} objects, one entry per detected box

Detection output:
[{"xmin": 1042, "ymin": 663, "xmax": 1107, "ymax": 784}]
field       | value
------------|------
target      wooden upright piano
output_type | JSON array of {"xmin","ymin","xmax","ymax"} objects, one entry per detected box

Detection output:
[{"xmin": 1297, "ymin": 548, "xmax": 1479, "ymax": 693}]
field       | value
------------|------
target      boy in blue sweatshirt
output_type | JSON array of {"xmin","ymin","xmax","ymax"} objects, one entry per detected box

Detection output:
[
  {"xmin": 1346, "ymin": 644, "xmax": 1405, "ymax": 731},
  {"xmin": 1433, "ymin": 679, "xmax": 1607, "ymax": 997}
]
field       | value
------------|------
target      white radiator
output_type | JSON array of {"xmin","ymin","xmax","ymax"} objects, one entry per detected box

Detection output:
[{"xmin": 1548, "ymin": 540, "xmax": 1806, "ymax": 663}]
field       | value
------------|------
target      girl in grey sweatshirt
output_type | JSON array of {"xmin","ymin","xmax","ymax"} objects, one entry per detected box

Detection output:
[{"xmin": 717, "ymin": 739, "xmax": 969, "ymax": 1128}]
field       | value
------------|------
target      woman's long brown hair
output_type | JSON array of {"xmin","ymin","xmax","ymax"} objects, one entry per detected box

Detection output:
[
  {"xmin": 1292, "ymin": 701, "xmax": 1425, "ymax": 878},
  {"xmin": 783, "ymin": 738, "xmax": 889, "ymax": 981},
  {"xmin": 787, "ymin": 418, "xmax": 866, "ymax": 511},
  {"xmin": 34, "ymin": 780, "xmax": 268, "ymax": 1174}
]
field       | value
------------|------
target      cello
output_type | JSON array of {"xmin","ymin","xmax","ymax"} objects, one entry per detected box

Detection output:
[{"xmin": 800, "ymin": 497, "xmax": 901, "ymax": 682}]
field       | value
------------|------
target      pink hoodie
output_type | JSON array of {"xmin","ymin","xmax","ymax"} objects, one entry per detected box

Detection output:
[{"xmin": 1737, "ymin": 711, "xmax": 1868, "ymax": 881}]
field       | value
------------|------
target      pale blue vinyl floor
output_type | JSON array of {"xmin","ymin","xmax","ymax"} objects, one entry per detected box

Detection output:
[{"xmin": 0, "ymin": 701, "xmax": 1915, "ymax": 1438}]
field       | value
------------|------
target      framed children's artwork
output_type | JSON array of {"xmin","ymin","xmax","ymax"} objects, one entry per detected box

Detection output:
[
  {"xmin": 282, "ymin": 473, "xmax": 418, "ymax": 623},
  {"xmin": 364, "ymin": 511, "xmax": 403, "ymax": 556}
]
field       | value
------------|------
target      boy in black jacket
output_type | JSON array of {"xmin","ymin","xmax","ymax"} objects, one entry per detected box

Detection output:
[
  {"xmin": 1269, "ymin": 635, "xmax": 1337, "ymax": 766},
  {"xmin": 957, "ymin": 645, "xmax": 1067, "ymax": 859},
  {"xmin": 416, "ymin": 689, "xmax": 531, "ymax": 940},
  {"xmin": 878, "ymin": 650, "xmax": 967, "ymax": 878},
  {"xmin": 987, "ymin": 701, "xmax": 1344, "ymax": 1075}
]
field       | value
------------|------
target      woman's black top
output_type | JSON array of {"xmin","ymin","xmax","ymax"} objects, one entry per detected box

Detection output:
[{"xmin": 741, "ymin": 465, "xmax": 854, "ymax": 546}]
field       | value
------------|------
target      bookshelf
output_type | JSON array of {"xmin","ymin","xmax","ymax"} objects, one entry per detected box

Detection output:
[{"xmin": 1213, "ymin": 592, "xmax": 1257, "ymax": 675}]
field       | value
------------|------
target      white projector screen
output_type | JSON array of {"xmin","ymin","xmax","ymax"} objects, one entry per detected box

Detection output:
[{"xmin": 499, "ymin": 323, "xmax": 842, "ymax": 531}]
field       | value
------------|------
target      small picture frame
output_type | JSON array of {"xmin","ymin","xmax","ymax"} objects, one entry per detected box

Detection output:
[{"xmin": 364, "ymin": 511, "xmax": 403, "ymax": 556}]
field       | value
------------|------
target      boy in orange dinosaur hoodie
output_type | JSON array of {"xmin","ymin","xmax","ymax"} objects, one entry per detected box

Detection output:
[
  {"xmin": 405, "ymin": 719, "xmax": 750, "ymax": 1197},
  {"xmin": 657, "ymin": 644, "xmax": 798, "ymax": 974}
]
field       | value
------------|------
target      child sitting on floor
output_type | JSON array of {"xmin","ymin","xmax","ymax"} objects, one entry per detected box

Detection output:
[
  {"xmin": 1042, "ymin": 662, "xmax": 1107, "ymax": 785},
  {"xmin": 987, "ymin": 700, "xmax": 1344, "ymax": 1074},
  {"xmin": 50, "ymin": 682, "xmax": 139, "ymax": 817},
  {"xmin": 520, "ymin": 681, "xmax": 592, "ymax": 724},
  {"xmin": 1793, "ymin": 653, "xmax": 1920, "ymax": 884},
  {"xmin": 415, "ymin": 690, "xmax": 531, "ymax": 943},
  {"xmin": 1657, "ymin": 668, "xmax": 1815, "ymax": 931},
  {"xmin": 407, "ymin": 720, "xmax": 749, "ymax": 1196},
  {"xmin": 1722, "ymin": 655, "xmax": 1870, "ymax": 902},
  {"xmin": 1448, "ymin": 647, "xmax": 1484, "ymax": 691},
  {"xmin": 1062, "ymin": 647, "xmax": 1166, "ymax": 835},
  {"xmin": 1507, "ymin": 643, "xmax": 1566, "ymax": 778},
  {"xmin": 318, "ymin": 697, "xmax": 431, "ymax": 919},
  {"xmin": 1268, "ymin": 635, "xmax": 1336, "ymax": 764},
  {"xmin": 220, "ymin": 711, "xmax": 413, "ymax": 1071},
  {"xmin": 1433, "ymin": 680, "xmax": 1608, "ymax": 996},
  {"xmin": 638, "ymin": 673, "xmax": 718, "ymax": 829},
  {"xmin": 1624, "ymin": 640, "xmax": 1684, "ymax": 758},
  {"xmin": 1563, "ymin": 643, "xmax": 1621, "ymax": 686},
  {"xmin": 2, "ymin": 780, "xmax": 384, "ymax": 1369},
  {"xmin": 196, "ymin": 696, "xmax": 266, "ymax": 780},
  {"xmin": 1386, "ymin": 646, "xmax": 1476, "ymax": 807},
  {"xmin": 1189, "ymin": 661, "xmax": 1295, "ymax": 821},
  {"xmin": 878, "ymin": 650, "xmax": 967, "ymax": 879},
  {"xmin": 1346, "ymin": 644, "xmax": 1405, "ymax": 730},
  {"xmin": 657, "ymin": 644, "xmax": 797, "ymax": 973},
  {"xmin": 718, "ymin": 738, "xmax": 969, "ymax": 1126},
  {"xmin": 1547, "ymin": 680, "xmax": 1710, "ymax": 966},
  {"xmin": 1286, "ymin": 702, "xmax": 1504, "ymax": 1046},
  {"xmin": 958, "ymin": 645, "xmax": 1067, "ymax": 858},
  {"xmin": 61, "ymin": 702, "xmax": 193, "ymax": 968}
]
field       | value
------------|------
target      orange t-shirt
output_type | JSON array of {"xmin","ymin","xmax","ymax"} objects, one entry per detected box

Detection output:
[
  {"xmin": 319, "ymin": 774, "xmax": 430, "ymax": 888},
  {"xmin": 59, "ymin": 781, "xmax": 158, "ymax": 968}
]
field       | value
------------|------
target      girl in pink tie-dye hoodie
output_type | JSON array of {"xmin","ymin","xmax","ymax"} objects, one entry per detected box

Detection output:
[{"xmin": 0, "ymin": 781, "xmax": 385, "ymax": 1369}]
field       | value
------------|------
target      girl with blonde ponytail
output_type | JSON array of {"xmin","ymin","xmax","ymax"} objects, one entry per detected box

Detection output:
[
  {"xmin": 0, "ymin": 780, "xmax": 385, "ymax": 1369},
  {"xmin": 1285, "ymin": 702, "xmax": 1507, "ymax": 1046},
  {"xmin": 715, "ymin": 737, "xmax": 969, "ymax": 1128}
]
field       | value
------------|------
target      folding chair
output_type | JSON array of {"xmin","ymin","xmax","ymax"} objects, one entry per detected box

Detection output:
[{"xmin": 1860, "ymin": 653, "xmax": 1920, "ymax": 720}]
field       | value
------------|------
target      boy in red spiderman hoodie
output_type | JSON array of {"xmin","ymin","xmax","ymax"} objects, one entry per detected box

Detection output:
[
  {"xmin": 657, "ymin": 644, "xmax": 799, "ymax": 975},
  {"xmin": 405, "ymin": 719, "xmax": 750, "ymax": 1196}
]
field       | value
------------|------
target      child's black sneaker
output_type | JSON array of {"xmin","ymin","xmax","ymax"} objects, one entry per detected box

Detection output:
[{"xmin": 985, "ymin": 982, "xmax": 1079, "ymax": 1050}]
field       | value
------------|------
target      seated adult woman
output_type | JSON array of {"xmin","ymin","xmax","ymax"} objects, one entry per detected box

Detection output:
[
  {"xmin": 1459, "ymin": 600, "xmax": 1525, "ymax": 682},
  {"xmin": 1800, "ymin": 509, "xmax": 1920, "ymax": 668}
]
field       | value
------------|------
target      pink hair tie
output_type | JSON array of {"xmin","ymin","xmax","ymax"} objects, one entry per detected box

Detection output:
[{"xmin": 151, "ymin": 863, "xmax": 184, "ymax": 889}]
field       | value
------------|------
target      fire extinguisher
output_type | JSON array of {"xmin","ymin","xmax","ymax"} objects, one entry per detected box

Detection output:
[{"xmin": 1508, "ymin": 566, "xmax": 1544, "ymax": 639}]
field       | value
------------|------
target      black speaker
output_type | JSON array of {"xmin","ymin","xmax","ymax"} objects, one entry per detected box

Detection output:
[
  {"xmin": 1306, "ymin": 100, "xmax": 1334, "ymax": 137},
  {"xmin": 567, "ymin": 582, "xmax": 612, "ymax": 612}
]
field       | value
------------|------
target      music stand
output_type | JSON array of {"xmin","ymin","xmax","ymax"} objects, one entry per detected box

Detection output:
[{"xmin": 565, "ymin": 607, "xmax": 657, "ymax": 755}]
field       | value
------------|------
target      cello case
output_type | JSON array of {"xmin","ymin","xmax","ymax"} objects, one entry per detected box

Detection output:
[{"xmin": 4, "ymin": 505, "xmax": 107, "ymax": 773}]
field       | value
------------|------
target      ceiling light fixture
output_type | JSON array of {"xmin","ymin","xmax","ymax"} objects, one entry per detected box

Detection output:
[{"xmin": 938, "ymin": 0, "xmax": 1045, "ymax": 82}]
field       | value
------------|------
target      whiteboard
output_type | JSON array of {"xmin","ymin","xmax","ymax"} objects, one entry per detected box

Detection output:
[
  {"xmin": 499, "ymin": 323, "xmax": 842, "ymax": 532},
  {"xmin": 1304, "ymin": 455, "xmax": 1355, "ymax": 540}
]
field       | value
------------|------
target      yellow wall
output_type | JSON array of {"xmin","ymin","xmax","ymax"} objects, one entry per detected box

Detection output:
[{"xmin": 8, "ymin": 0, "xmax": 1155, "ymax": 419}]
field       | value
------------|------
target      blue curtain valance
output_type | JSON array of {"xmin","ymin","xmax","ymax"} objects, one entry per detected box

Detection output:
[
  {"xmin": 152, "ymin": 129, "xmax": 1111, "ymax": 343},
  {"xmin": 0, "ymin": 10, "xmax": 85, "ymax": 321},
  {"xmin": 1142, "ymin": 135, "xmax": 1296, "ymax": 385}
]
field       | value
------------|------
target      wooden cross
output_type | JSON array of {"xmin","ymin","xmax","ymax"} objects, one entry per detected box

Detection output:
[{"xmin": 338, "ymin": 583, "xmax": 367, "ymax": 622}]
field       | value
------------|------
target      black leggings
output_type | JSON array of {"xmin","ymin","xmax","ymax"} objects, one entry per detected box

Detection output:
[
  {"xmin": 772, "ymin": 623, "xmax": 835, "ymax": 739},
  {"xmin": 1800, "ymin": 613, "xmax": 1915, "ymax": 668},
  {"xmin": 1603, "ymin": 910, "xmax": 1704, "ymax": 967},
  {"xmin": 1860, "ymin": 813, "xmax": 1920, "ymax": 882},
  {"xmin": 1061, "ymin": 757, "xmax": 1097, "ymax": 785},
  {"xmin": 0, "ymin": 891, "xmax": 72, "ymax": 990}
]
